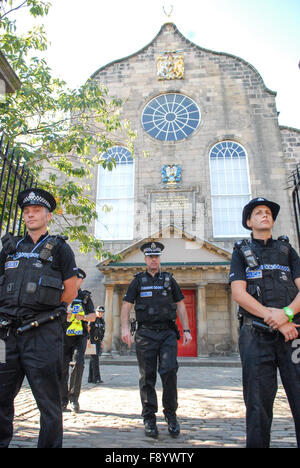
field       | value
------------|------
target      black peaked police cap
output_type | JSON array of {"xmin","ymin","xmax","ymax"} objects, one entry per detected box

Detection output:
[
  {"xmin": 17, "ymin": 188, "xmax": 57, "ymax": 212},
  {"xmin": 140, "ymin": 241, "xmax": 165, "ymax": 256}
]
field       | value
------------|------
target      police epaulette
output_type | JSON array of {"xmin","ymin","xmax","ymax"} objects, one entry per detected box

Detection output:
[
  {"xmin": 1, "ymin": 233, "xmax": 22, "ymax": 255},
  {"xmin": 278, "ymin": 235, "xmax": 289, "ymax": 243},
  {"xmin": 234, "ymin": 239, "xmax": 247, "ymax": 250},
  {"xmin": 55, "ymin": 234, "xmax": 68, "ymax": 241},
  {"xmin": 134, "ymin": 272, "xmax": 144, "ymax": 278}
]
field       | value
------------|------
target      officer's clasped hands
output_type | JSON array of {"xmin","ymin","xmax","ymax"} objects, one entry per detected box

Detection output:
[
  {"xmin": 278, "ymin": 322, "xmax": 300, "ymax": 342},
  {"xmin": 263, "ymin": 307, "xmax": 300, "ymax": 341},
  {"xmin": 264, "ymin": 308, "xmax": 292, "ymax": 329}
]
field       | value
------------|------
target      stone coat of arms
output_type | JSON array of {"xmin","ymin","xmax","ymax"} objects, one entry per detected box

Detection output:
[
  {"xmin": 161, "ymin": 164, "xmax": 182, "ymax": 186},
  {"xmin": 157, "ymin": 50, "xmax": 184, "ymax": 80}
]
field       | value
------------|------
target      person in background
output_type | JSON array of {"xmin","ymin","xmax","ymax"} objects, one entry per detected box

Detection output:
[
  {"xmin": 88, "ymin": 305, "xmax": 105, "ymax": 384},
  {"xmin": 61, "ymin": 268, "xmax": 96, "ymax": 413}
]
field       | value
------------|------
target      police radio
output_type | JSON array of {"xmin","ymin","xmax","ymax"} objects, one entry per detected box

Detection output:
[
  {"xmin": 162, "ymin": 273, "xmax": 172, "ymax": 296},
  {"xmin": 1, "ymin": 233, "xmax": 18, "ymax": 255},
  {"xmin": 236, "ymin": 240, "xmax": 259, "ymax": 269},
  {"xmin": 39, "ymin": 237, "xmax": 57, "ymax": 261}
]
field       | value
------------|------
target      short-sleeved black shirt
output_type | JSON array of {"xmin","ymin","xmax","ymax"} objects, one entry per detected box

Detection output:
[
  {"xmin": 229, "ymin": 237, "xmax": 300, "ymax": 283},
  {"xmin": 123, "ymin": 270, "xmax": 184, "ymax": 304},
  {"xmin": 0, "ymin": 232, "xmax": 77, "ymax": 281}
]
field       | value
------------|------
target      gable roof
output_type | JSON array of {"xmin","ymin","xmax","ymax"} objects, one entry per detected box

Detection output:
[
  {"xmin": 97, "ymin": 224, "xmax": 232, "ymax": 271},
  {"xmin": 91, "ymin": 22, "xmax": 276, "ymax": 96}
]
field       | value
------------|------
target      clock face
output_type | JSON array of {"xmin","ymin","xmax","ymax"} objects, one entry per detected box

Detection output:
[{"xmin": 141, "ymin": 93, "xmax": 200, "ymax": 141}]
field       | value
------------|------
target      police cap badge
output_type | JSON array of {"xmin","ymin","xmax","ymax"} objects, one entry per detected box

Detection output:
[{"xmin": 140, "ymin": 241, "xmax": 165, "ymax": 256}]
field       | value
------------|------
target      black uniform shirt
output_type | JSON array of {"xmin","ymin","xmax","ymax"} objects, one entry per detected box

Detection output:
[
  {"xmin": 0, "ymin": 232, "xmax": 77, "ymax": 280},
  {"xmin": 90, "ymin": 317, "xmax": 105, "ymax": 344},
  {"xmin": 123, "ymin": 270, "xmax": 184, "ymax": 304},
  {"xmin": 229, "ymin": 237, "xmax": 300, "ymax": 284}
]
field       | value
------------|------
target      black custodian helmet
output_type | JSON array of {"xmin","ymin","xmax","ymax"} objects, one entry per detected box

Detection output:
[{"xmin": 242, "ymin": 197, "xmax": 280, "ymax": 230}]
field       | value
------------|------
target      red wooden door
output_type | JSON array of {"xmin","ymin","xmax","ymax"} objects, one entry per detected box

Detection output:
[{"xmin": 176, "ymin": 289, "xmax": 197, "ymax": 357}]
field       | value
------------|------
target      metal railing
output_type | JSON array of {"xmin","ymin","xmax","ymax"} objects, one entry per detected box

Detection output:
[
  {"xmin": 287, "ymin": 164, "xmax": 300, "ymax": 251},
  {"xmin": 0, "ymin": 133, "xmax": 36, "ymax": 236}
]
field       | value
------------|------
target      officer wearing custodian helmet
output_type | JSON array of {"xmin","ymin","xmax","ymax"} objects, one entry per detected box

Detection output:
[{"xmin": 229, "ymin": 197, "xmax": 300, "ymax": 448}]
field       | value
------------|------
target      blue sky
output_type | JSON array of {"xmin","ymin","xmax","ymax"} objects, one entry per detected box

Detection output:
[{"xmin": 13, "ymin": 0, "xmax": 300, "ymax": 128}]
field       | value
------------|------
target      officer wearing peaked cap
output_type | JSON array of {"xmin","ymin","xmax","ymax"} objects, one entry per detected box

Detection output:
[
  {"xmin": 0, "ymin": 188, "xmax": 78, "ymax": 448},
  {"xmin": 141, "ymin": 241, "xmax": 165, "ymax": 256},
  {"xmin": 17, "ymin": 187, "xmax": 57, "ymax": 212},
  {"xmin": 230, "ymin": 197, "xmax": 300, "ymax": 448},
  {"xmin": 121, "ymin": 240, "xmax": 192, "ymax": 439},
  {"xmin": 88, "ymin": 305, "xmax": 105, "ymax": 384}
]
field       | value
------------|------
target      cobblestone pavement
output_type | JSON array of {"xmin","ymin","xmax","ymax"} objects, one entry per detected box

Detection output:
[{"xmin": 10, "ymin": 359, "xmax": 297, "ymax": 449}]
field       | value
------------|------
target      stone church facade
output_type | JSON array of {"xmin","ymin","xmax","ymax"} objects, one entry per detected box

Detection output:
[{"xmin": 73, "ymin": 22, "xmax": 300, "ymax": 357}]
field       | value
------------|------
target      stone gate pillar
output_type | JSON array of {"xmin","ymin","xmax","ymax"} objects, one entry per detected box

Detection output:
[
  {"xmin": 197, "ymin": 283, "xmax": 209, "ymax": 356},
  {"xmin": 102, "ymin": 283, "xmax": 114, "ymax": 355}
]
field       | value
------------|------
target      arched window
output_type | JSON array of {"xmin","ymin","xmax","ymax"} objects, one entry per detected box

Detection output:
[
  {"xmin": 95, "ymin": 146, "xmax": 134, "ymax": 240},
  {"xmin": 209, "ymin": 141, "xmax": 251, "ymax": 237},
  {"xmin": 141, "ymin": 93, "xmax": 200, "ymax": 141}
]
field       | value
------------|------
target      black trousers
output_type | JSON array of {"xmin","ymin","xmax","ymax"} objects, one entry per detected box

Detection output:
[
  {"xmin": 0, "ymin": 319, "xmax": 64, "ymax": 448},
  {"xmin": 88, "ymin": 342, "xmax": 102, "ymax": 382},
  {"xmin": 239, "ymin": 324, "xmax": 300, "ymax": 448},
  {"xmin": 61, "ymin": 335, "xmax": 87, "ymax": 405},
  {"xmin": 135, "ymin": 327, "xmax": 178, "ymax": 421}
]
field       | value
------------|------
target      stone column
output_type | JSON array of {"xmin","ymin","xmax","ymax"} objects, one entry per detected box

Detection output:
[
  {"xmin": 102, "ymin": 284, "xmax": 114, "ymax": 356},
  {"xmin": 197, "ymin": 283, "xmax": 209, "ymax": 356},
  {"xmin": 229, "ymin": 289, "xmax": 239, "ymax": 352},
  {"xmin": 112, "ymin": 288, "xmax": 120, "ymax": 356}
]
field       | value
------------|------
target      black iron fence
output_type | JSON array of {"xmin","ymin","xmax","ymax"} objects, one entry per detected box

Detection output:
[
  {"xmin": 288, "ymin": 164, "xmax": 300, "ymax": 251},
  {"xmin": 0, "ymin": 134, "xmax": 36, "ymax": 237}
]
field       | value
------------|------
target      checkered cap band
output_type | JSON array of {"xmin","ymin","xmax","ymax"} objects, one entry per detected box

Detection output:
[{"xmin": 23, "ymin": 192, "xmax": 51, "ymax": 210}]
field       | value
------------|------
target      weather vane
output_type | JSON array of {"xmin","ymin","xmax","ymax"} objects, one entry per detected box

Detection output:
[{"xmin": 163, "ymin": 4, "xmax": 174, "ymax": 20}]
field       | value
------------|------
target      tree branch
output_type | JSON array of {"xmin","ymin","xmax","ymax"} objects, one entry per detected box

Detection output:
[{"xmin": 0, "ymin": 1, "xmax": 28, "ymax": 19}]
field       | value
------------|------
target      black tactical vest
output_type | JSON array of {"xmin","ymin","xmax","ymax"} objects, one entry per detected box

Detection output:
[
  {"xmin": 0, "ymin": 234, "xmax": 64, "ymax": 314},
  {"xmin": 134, "ymin": 271, "xmax": 177, "ymax": 324},
  {"xmin": 236, "ymin": 238, "xmax": 298, "ymax": 319}
]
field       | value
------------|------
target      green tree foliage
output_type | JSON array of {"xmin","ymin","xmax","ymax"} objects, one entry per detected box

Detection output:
[{"xmin": 0, "ymin": 0, "xmax": 136, "ymax": 259}]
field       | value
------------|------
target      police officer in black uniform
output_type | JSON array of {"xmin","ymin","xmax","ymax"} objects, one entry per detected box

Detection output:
[
  {"xmin": 229, "ymin": 197, "xmax": 300, "ymax": 448},
  {"xmin": 0, "ymin": 188, "xmax": 78, "ymax": 448},
  {"xmin": 61, "ymin": 268, "xmax": 96, "ymax": 413},
  {"xmin": 88, "ymin": 306, "xmax": 105, "ymax": 383},
  {"xmin": 121, "ymin": 241, "xmax": 192, "ymax": 439}
]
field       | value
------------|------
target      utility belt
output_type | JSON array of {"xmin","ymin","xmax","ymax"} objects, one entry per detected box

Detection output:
[
  {"xmin": 0, "ymin": 302, "xmax": 67, "ymax": 337},
  {"xmin": 138, "ymin": 322, "xmax": 171, "ymax": 330},
  {"xmin": 137, "ymin": 321, "xmax": 181, "ymax": 340}
]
